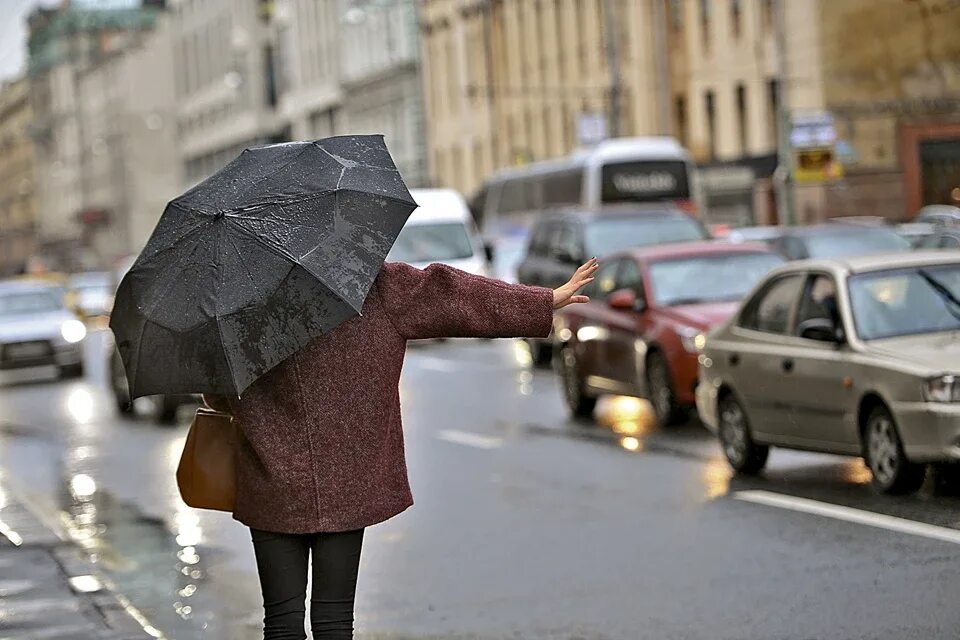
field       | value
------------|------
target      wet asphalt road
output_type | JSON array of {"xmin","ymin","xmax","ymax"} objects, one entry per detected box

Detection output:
[{"xmin": 1, "ymin": 331, "xmax": 960, "ymax": 639}]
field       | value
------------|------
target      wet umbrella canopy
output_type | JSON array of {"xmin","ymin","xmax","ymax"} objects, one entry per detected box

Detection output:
[{"xmin": 110, "ymin": 135, "xmax": 417, "ymax": 398}]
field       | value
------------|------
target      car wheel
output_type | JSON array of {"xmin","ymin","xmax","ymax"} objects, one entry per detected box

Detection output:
[
  {"xmin": 58, "ymin": 363, "xmax": 84, "ymax": 379},
  {"xmin": 559, "ymin": 346, "xmax": 596, "ymax": 419},
  {"xmin": 646, "ymin": 352, "xmax": 687, "ymax": 426},
  {"xmin": 527, "ymin": 338, "xmax": 552, "ymax": 367},
  {"xmin": 863, "ymin": 405, "xmax": 925, "ymax": 495},
  {"xmin": 718, "ymin": 394, "xmax": 769, "ymax": 475},
  {"xmin": 153, "ymin": 395, "xmax": 180, "ymax": 424}
]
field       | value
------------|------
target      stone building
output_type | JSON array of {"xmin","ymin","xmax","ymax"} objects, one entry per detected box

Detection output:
[
  {"xmin": 0, "ymin": 78, "xmax": 38, "ymax": 275},
  {"xmin": 27, "ymin": 1, "xmax": 164, "ymax": 268},
  {"xmin": 420, "ymin": 0, "xmax": 670, "ymax": 197}
]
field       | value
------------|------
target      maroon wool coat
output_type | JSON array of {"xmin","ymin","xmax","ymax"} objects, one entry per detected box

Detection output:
[{"xmin": 227, "ymin": 262, "xmax": 554, "ymax": 533}]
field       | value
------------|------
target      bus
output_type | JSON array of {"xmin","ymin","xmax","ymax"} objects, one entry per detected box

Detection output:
[{"xmin": 472, "ymin": 137, "xmax": 700, "ymax": 236}]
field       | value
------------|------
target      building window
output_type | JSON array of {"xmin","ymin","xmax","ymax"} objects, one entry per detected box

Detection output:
[
  {"xmin": 767, "ymin": 78, "xmax": 780, "ymax": 147},
  {"xmin": 669, "ymin": 0, "xmax": 683, "ymax": 31},
  {"xmin": 705, "ymin": 89, "xmax": 716, "ymax": 160},
  {"xmin": 674, "ymin": 94, "xmax": 687, "ymax": 146},
  {"xmin": 731, "ymin": 0, "xmax": 742, "ymax": 38},
  {"xmin": 699, "ymin": 0, "xmax": 710, "ymax": 50},
  {"xmin": 736, "ymin": 84, "xmax": 747, "ymax": 154}
]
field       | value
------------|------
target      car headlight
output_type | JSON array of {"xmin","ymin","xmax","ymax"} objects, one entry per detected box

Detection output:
[
  {"xmin": 61, "ymin": 319, "xmax": 87, "ymax": 343},
  {"xmin": 923, "ymin": 375, "xmax": 960, "ymax": 403},
  {"xmin": 680, "ymin": 330, "xmax": 707, "ymax": 353}
]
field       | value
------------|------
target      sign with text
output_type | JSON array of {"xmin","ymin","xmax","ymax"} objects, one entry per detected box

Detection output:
[{"xmin": 600, "ymin": 161, "xmax": 690, "ymax": 203}]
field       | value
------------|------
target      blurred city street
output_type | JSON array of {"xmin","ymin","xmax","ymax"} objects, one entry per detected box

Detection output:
[{"xmin": 2, "ymin": 332, "xmax": 960, "ymax": 640}]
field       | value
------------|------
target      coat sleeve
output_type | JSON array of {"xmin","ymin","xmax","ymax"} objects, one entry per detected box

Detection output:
[{"xmin": 376, "ymin": 262, "xmax": 555, "ymax": 340}]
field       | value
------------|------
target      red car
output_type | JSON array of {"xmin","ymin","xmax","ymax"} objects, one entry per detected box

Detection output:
[{"xmin": 553, "ymin": 242, "xmax": 785, "ymax": 425}]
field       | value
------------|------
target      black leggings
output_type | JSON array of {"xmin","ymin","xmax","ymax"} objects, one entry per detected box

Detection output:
[{"xmin": 250, "ymin": 527, "xmax": 364, "ymax": 640}]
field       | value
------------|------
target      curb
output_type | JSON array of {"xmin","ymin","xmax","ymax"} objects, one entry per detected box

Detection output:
[{"xmin": 0, "ymin": 480, "xmax": 162, "ymax": 640}]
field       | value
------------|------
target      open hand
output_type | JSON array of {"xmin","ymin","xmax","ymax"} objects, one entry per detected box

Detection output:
[{"xmin": 553, "ymin": 258, "xmax": 599, "ymax": 309}]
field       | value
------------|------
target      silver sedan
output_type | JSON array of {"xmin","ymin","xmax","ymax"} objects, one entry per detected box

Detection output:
[
  {"xmin": 696, "ymin": 251, "xmax": 960, "ymax": 494},
  {"xmin": 0, "ymin": 280, "xmax": 86, "ymax": 377}
]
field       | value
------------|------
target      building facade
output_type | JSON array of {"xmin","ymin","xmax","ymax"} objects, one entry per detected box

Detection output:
[
  {"xmin": 169, "ymin": 0, "xmax": 288, "ymax": 189},
  {"xmin": 27, "ymin": 2, "xmax": 163, "ymax": 269},
  {"xmin": 0, "ymin": 78, "xmax": 38, "ymax": 275},
  {"xmin": 74, "ymin": 15, "xmax": 180, "ymax": 260},
  {"xmin": 420, "ymin": 0, "xmax": 669, "ymax": 197}
]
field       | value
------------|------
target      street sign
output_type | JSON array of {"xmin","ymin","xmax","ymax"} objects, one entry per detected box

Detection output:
[{"xmin": 791, "ymin": 111, "xmax": 843, "ymax": 184}]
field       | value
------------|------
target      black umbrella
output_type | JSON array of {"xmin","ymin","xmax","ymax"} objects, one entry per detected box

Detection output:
[{"xmin": 110, "ymin": 134, "xmax": 417, "ymax": 398}]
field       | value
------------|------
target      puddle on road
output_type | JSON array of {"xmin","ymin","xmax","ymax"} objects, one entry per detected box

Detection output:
[{"xmin": 0, "ymin": 428, "xmax": 260, "ymax": 640}]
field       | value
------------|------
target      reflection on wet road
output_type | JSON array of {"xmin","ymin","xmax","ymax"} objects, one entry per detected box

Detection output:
[{"xmin": 2, "ymin": 331, "xmax": 960, "ymax": 639}]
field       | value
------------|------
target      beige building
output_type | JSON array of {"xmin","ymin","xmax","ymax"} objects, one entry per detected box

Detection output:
[
  {"xmin": 27, "ymin": 2, "xmax": 163, "ymax": 269},
  {"xmin": 74, "ymin": 16, "xmax": 180, "ymax": 261},
  {"xmin": 0, "ymin": 78, "xmax": 38, "ymax": 275},
  {"xmin": 420, "ymin": 0, "xmax": 669, "ymax": 197}
]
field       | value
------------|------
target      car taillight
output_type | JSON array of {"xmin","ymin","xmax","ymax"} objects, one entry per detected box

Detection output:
[{"xmin": 674, "ymin": 199, "xmax": 698, "ymax": 215}]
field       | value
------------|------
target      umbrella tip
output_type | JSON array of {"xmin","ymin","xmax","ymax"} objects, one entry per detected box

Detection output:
[{"xmin": 214, "ymin": 211, "xmax": 225, "ymax": 220}]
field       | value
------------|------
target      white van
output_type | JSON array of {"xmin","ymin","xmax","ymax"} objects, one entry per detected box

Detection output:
[{"xmin": 387, "ymin": 188, "xmax": 489, "ymax": 276}]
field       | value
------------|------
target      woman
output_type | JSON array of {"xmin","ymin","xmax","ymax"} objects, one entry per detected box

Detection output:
[{"xmin": 215, "ymin": 258, "xmax": 597, "ymax": 639}]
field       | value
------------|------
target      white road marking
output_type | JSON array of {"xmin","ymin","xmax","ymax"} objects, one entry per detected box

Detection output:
[
  {"xmin": 436, "ymin": 430, "xmax": 504, "ymax": 450},
  {"xmin": 735, "ymin": 490, "xmax": 960, "ymax": 546}
]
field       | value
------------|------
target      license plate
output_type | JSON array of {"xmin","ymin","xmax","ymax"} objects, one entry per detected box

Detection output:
[{"xmin": 6, "ymin": 342, "xmax": 49, "ymax": 359}]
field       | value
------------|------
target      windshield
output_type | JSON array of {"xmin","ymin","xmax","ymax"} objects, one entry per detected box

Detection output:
[
  {"xmin": 0, "ymin": 291, "xmax": 62, "ymax": 316},
  {"xmin": 649, "ymin": 253, "xmax": 786, "ymax": 307},
  {"xmin": 848, "ymin": 264, "xmax": 960, "ymax": 340},
  {"xmin": 585, "ymin": 216, "xmax": 706, "ymax": 256},
  {"xmin": 387, "ymin": 222, "xmax": 476, "ymax": 263},
  {"xmin": 804, "ymin": 228, "xmax": 911, "ymax": 258}
]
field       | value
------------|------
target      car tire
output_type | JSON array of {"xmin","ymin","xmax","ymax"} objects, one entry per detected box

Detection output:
[
  {"xmin": 58, "ymin": 363, "xmax": 84, "ymax": 379},
  {"xmin": 154, "ymin": 395, "xmax": 181, "ymax": 425},
  {"xmin": 527, "ymin": 338, "xmax": 552, "ymax": 367},
  {"xmin": 646, "ymin": 352, "xmax": 687, "ymax": 427},
  {"xmin": 559, "ymin": 345, "xmax": 596, "ymax": 419},
  {"xmin": 718, "ymin": 393, "xmax": 769, "ymax": 475},
  {"xmin": 863, "ymin": 405, "xmax": 925, "ymax": 495}
]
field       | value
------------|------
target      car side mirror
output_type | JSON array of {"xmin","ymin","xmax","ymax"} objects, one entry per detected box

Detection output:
[
  {"xmin": 608, "ymin": 288, "xmax": 645, "ymax": 312},
  {"xmin": 798, "ymin": 318, "xmax": 844, "ymax": 344}
]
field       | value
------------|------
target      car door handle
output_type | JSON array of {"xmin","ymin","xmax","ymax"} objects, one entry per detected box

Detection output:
[
  {"xmin": 728, "ymin": 353, "xmax": 740, "ymax": 367},
  {"xmin": 781, "ymin": 358, "xmax": 794, "ymax": 373}
]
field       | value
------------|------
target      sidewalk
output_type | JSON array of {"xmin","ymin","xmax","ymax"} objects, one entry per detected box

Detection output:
[{"xmin": 0, "ymin": 481, "xmax": 156, "ymax": 640}]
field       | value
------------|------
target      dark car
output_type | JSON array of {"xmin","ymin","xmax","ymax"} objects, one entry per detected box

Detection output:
[
  {"xmin": 553, "ymin": 242, "xmax": 784, "ymax": 425},
  {"xmin": 740, "ymin": 224, "xmax": 911, "ymax": 261},
  {"xmin": 913, "ymin": 227, "xmax": 960, "ymax": 250},
  {"xmin": 517, "ymin": 205, "xmax": 709, "ymax": 363}
]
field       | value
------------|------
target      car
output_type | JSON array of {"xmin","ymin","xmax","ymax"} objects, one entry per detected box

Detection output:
[
  {"xmin": 696, "ymin": 251, "xmax": 960, "ymax": 494},
  {"xmin": 915, "ymin": 204, "xmax": 960, "ymax": 227},
  {"xmin": 65, "ymin": 271, "xmax": 113, "ymax": 321},
  {"xmin": 517, "ymin": 204, "xmax": 710, "ymax": 364},
  {"xmin": 488, "ymin": 229, "xmax": 530, "ymax": 284},
  {"xmin": 106, "ymin": 256, "xmax": 196, "ymax": 423},
  {"xmin": 386, "ymin": 188, "xmax": 489, "ymax": 276},
  {"xmin": 763, "ymin": 223, "xmax": 911, "ymax": 260},
  {"xmin": 552, "ymin": 242, "xmax": 785, "ymax": 425},
  {"xmin": 912, "ymin": 227, "xmax": 960, "ymax": 251},
  {"xmin": 0, "ymin": 280, "xmax": 86, "ymax": 378}
]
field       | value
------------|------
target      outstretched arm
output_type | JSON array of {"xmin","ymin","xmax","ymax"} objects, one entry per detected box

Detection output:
[{"xmin": 377, "ymin": 259, "xmax": 597, "ymax": 341}]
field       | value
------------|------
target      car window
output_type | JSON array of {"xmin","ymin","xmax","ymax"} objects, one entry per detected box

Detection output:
[
  {"xmin": 555, "ymin": 223, "xmax": 582, "ymax": 261},
  {"xmin": 387, "ymin": 222, "xmax": 475, "ymax": 262},
  {"xmin": 781, "ymin": 236, "xmax": 807, "ymax": 260},
  {"xmin": 942, "ymin": 235, "xmax": 960, "ymax": 249},
  {"xmin": 0, "ymin": 291, "xmax": 62, "ymax": 315},
  {"xmin": 529, "ymin": 222, "xmax": 553, "ymax": 257},
  {"xmin": 738, "ymin": 274, "xmax": 805, "ymax": 334},
  {"xmin": 795, "ymin": 274, "xmax": 840, "ymax": 336},
  {"xmin": 916, "ymin": 234, "xmax": 941, "ymax": 249},
  {"xmin": 583, "ymin": 215, "xmax": 706, "ymax": 256},
  {"xmin": 588, "ymin": 260, "xmax": 621, "ymax": 300},
  {"xmin": 802, "ymin": 228, "xmax": 911, "ymax": 258},
  {"xmin": 615, "ymin": 259, "xmax": 645, "ymax": 299}
]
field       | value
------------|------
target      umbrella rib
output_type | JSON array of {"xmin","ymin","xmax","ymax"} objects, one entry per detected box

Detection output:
[
  {"xmin": 228, "ymin": 143, "xmax": 314, "ymax": 210},
  {"xmin": 225, "ymin": 218, "xmax": 364, "ymax": 315},
  {"xmin": 215, "ymin": 223, "xmax": 242, "ymax": 394},
  {"xmin": 314, "ymin": 143, "xmax": 393, "ymax": 171}
]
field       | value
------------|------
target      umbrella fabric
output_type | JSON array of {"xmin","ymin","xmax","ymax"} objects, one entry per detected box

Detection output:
[{"xmin": 110, "ymin": 135, "xmax": 417, "ymax": 398}]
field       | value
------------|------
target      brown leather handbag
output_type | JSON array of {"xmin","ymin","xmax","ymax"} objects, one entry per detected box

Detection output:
[{"xmin": 176, "ymin": 407, "xmax": 238, "ymax": 512}]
